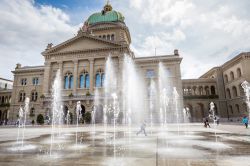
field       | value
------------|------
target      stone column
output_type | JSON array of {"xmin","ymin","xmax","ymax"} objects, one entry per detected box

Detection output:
[
  {"xmin": 73, "ymin": 60, "xmax": 78, "ymax": 95},
  {"xmin": 58, "ymin": 61, "xmax": 63, "ymax": 80},
  {"xmin": 89, "ymin": 58, "xmax": 94, "ymax": 94},
  {"xmin": 42, "ymin": 61, "xmax": 51, "ymax": 96}
]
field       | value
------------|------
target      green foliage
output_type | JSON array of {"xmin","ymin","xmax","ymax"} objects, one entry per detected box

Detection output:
[
  {"xmin": 84, "ymin": 112, "xmax": 91, "ymax": 124},
  {"xmin": 40, "ymin": 94, "xmax": 45, "ymax": 98},
  {"xmin": 68, "ymin": 93, "xmax": 74, "ymax": 97},
  {"xmin": 86, "ymin": 91, "xmax": 91, "ymax": 96},
  {"xmin": 36, "ymin": 114, "xmax": 44, "ymax": 125}
]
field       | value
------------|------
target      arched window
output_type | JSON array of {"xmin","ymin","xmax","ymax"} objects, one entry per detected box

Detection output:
[
  {"xmin": 239, "ymin": 84, "xmax": 244, "ymax": 96},
  {"xmin": 229, "ymin": 105, "xmax": 233, "ymax": 114},
  {"xmin": 211, "ymin": 86, "xmax": 216, "ymax": 95},
  {"xmin": 69, "ymin": 75, "xmax": 74, "ymax": 89},
  {"xmin": 31, "ymin": 91, "xmax": 38, "ymax": 101},
  {"xmin": 64, "ymin": 76, "xmax": 69, "ymax": 89},
  {"xmin": 230, "ymin": 71, "xmax": 234, "ymax": 81},
  {"xmin": 198, "ymin": 86, "xmax": 203, "ymax": 95},
  {"xmin": 107, "ymin": 34, "xmax": 110, "ymax": 40},
  {"xmin": 85, "ymin": 74, "xmax": 90, "ymax": 88},
  {"xmin": 192, "ymin": 86, "xmax": 196, "ymax": 95},
  {"xmin": 224, "ymin": 74, "xmax": 228, "ymax": 83},
  {"xmin": 64, "ymin": 72, "xmax": 73, "ymax": 89},
  {"xmin": 226, "ymin": 88, "xmax": 231, "ymax": 99},
  {"xmin": 95, "ymin": 69, "xmax": 104, "ymax": 88},
  {"xmin": 79, "ymin": 70, "xmax": 89, "ymax": 89},
  {"xmin": 111, "ymin": 34, "xmax": 115, "ymax": 41},
  {"xmin": 237, "ymin": 68, "xmax": 242, "ymax": 78},
  {"xmin": 79, "ymin": 74, "xmax": 85, "ymax": 88},
  {"xmin": 232, "ymin": 86, "xmax": 237, "ymax": 97},
  {"xmin": 95, "ymin": 73, "xmax": 101, "ymax": 87},
  {"xmin": 103, "ymin": 35, "xmax": 106, "ymax": 39},
  {"xmin": 19, "ymin": 91, "xmax": 26, "ymax": 102},
  {"xmin": 101, "ymin": 73, "xmax": 105, "ymax": 87},
  {"xmin": 235, "ymin": 104, "xmax": 240, "ymax": 113},
  {"xmin": 205, "ymin": 86, "xmax": 210, "ymax": 95},
  {"xmin": 187, "ymin": 87, "xmax": 192, "ymax": 95}
]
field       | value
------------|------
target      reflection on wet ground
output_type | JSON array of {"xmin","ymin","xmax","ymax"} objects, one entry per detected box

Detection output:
[{"xmin": 0, "ymin": 127, "xmax": 250, "ymax": 166}]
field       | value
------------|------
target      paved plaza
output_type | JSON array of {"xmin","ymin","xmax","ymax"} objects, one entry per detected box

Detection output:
[{"xmin": 0, "ymin": 124, "xmax": 250, "ymax": 166}]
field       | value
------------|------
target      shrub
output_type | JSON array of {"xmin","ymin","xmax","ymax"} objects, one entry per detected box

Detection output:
[
  {"xmin": 84, "ymin": 112, "xmax": 91, "ymax": 124},
  {"xmin": 37, "ymin": 114, "xmax": 44, "ymax": 125}
]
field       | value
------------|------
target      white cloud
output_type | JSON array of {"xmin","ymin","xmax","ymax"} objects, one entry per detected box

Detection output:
[
  {"xmin": 113, "ymin": 0, "xmax": 250, "ymax": 78},
  {"xmin": 0, "ymin": 0, "xmax": 79, "ymax": 79},
  {"xmin": 1, "ymin": 0, "xmax": 250, "ymax": 80}
]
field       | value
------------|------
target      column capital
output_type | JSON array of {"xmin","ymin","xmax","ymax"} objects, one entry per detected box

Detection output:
[
  {"xmin": 73, "ymin": 59, "xmax": 78, "ymax": 64},
  {"xmin": 58, "ymin": 61, "xmax": 63, "ymax": 65},
  {"xmin": 88, "ymin": 58, "xmax": 94, "ymax": 63}
]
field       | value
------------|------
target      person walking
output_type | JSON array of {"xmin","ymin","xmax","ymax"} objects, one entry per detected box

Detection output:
[
  {"xmin": 242, "ymin": 116, "xmax": 249, "ymax": 128},
  {"xmin": 136, "ymin": 121, "xmax": 147, "ymax": 136}
]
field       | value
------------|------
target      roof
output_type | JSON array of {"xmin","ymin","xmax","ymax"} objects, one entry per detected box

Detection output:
[
  {"xmin": 0, "ymin": 77, "xmax": 13, "ymax": 82},
  {"xmin": 87, "ymin": 3, "xmax": 124, "ymax": 25}
]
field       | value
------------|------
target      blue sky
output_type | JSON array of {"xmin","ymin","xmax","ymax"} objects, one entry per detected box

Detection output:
[
  {"xmin": 35, "ymin": 0, "xmax": 103, "ymax": 24},
  {"xmin": 1, "ymin": 0, "xmax": 250, "ymax": 80}
]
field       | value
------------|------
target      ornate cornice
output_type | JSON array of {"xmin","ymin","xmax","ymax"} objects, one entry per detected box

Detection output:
[{"xmin": 42, "ymin": 33, "xmax": 123, "ymax": 55}]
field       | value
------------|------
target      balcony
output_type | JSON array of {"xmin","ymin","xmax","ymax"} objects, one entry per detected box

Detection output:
[{"xmin": 183, "ymin": 95, "xmax": 219, "ymax": 100}]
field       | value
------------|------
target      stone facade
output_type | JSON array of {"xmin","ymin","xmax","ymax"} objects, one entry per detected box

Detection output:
[{"xmin": 183, "ymin": 52, "xmax": 250, "ymax": 122}]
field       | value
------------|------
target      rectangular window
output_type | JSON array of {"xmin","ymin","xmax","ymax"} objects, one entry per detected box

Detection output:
[
  {"xmin": 21, "ymin": 78, "xmax": 27, "ymax": 86},
  {"xmin": 32, "ymin": 77, "xmax": 39, "ymax": 85}
]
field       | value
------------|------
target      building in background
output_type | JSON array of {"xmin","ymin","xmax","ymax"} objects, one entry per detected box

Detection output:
[
  {"xmin": 183, "ymin": 52, "xmax": 250, "ymax": 122},
  {"xmin": 0, "ymin": 77, "xmax": 12, "ymax": 124}
]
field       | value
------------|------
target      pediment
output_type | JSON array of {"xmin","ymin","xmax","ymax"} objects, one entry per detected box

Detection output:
[{"xmin": 43, "ymin": 34, "xmax": 121, "ymax": 54}]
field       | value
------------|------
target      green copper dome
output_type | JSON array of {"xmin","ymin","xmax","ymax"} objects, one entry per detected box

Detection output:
[{"xmin": 87, "ymin": 3, "xmax": 125, "ymax": 25}]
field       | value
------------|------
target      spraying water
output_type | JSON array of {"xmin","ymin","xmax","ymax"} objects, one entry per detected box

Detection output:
[
  {"xmin": 21, "ymin": 97, "xmax": 30, "ymax": 148},
  {"xmin": 159, "ymin": 62, "xmax": 171, "ymax": 124},
  {"xmin": 173, "ymin": 87, "xmax": 180, "ymax": 135},
  {"xmin": 17, "ymin": 106, "xmax": 24, "ymax": 144},
  {"xmin": 209, "ymin": 102, "xmax": 217, "ymax": 142},
  {"xmin": 241, "ymin": 81, "xmax": 250, "ymax": 113},
  {"xmin": 76, "ymin": 101, "xmax": 82, "ymax": 146},
  {"xmin": 50, "ymin": 70, "xmax": 63, "ymax": 156}
]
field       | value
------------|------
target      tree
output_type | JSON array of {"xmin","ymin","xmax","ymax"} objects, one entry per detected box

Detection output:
[{"xmin": 36, "ymin": 114, "xmax": 44, "ymax": 125}]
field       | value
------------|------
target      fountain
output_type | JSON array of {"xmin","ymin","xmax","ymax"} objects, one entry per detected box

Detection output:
[
  {"xmin": 21, "ymin": 97, "xmax": 30, "ymax": 148},
  {"xmin": 16, "ymin": 106, "xmax": 24, "ymax": 143},
  {"xmin": 50, "ymin": 69, "xmax": 63, "ymax": 156},
  {"xmin": 148, "ymin": 79, "xmax": 156, "ymax": 134},
  {"xmin": 173, "ymin": 87, "xmax": 180, "ymax": 135},
  {"xmin": 111, "ymin": 92, "xmax": 120, "ymax": 158},
  {"xmin": 76, "ymin": 101, "xmax": 82, "ymax": 146},
  {"xmin": 66, "ymin": 110, "xmax": 70, "ymax": 126}
]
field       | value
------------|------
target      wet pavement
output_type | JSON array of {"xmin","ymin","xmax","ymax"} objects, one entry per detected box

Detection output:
[{"xmin": 0, "ymin": 124, "xmax": 250, "ymax": 166}]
